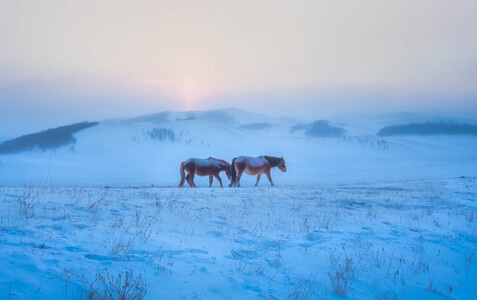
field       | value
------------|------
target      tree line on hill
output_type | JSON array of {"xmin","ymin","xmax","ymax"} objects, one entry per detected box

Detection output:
[{"xmin": 0, "ymin": 122, "xmax": 98, "ymax": 154}]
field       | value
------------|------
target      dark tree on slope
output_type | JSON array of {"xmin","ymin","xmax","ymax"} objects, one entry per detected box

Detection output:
[
  {"xmin": 147, "ymin": 128, "xmax": 176, "ymax": 142},
  {"xmin": 377, "ymin": 122, "xmax": 477, "ymax": 136},
  {"xmin": 305, "ymin": 121, "xmax": 345, "ymax": 138},
  {"xmin": 0, "ymin": 122, "xmax": 98, "ymax": 154}
]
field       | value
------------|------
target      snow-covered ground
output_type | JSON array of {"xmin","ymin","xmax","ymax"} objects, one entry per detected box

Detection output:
[
  {"xmin": 0, "ymin": 109, "xmax": 476, "ymax": 299},
  {"xmin": 1, "ymin": 179, "xmax": 476, "ymax": 299}
]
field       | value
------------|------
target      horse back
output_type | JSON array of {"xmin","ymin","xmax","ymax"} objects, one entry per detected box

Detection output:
[{"xmin": 234, "ymin": 156, "xmax": 271, "ymax": 174}]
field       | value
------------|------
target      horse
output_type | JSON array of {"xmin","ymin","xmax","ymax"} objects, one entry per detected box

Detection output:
[
  {"xmin": 229, "ymin": 155, "xmax": 287, "ymax": 187},
  {"xmin": 178, "ymin": 157, "xmax": 231, "ymax": 188}
]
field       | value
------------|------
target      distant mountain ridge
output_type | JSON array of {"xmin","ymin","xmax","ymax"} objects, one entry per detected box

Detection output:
[
  {"xmin": 115, "ymin": 108, "xmax": 276, "ymax": 127},
  {"xmin": 2, "ymin": 108, "xmax": 477, "ymax": 156},
  {"xmin": 1, "ymin": 108, "xmax": 476, "ymax": 187}
]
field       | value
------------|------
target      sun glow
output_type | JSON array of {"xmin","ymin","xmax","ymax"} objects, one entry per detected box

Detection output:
[
  {"xmin": 143, "ymin": 75, "xmax": 213, "ymax": 111},
  {"xmin": 177, "ymin": 77, "xmax": 207, "ymax": 111}
]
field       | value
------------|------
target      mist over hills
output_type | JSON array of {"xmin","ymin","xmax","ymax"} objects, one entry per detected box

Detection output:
[
  {"xmin": 0, "ymin": 108, "xmax": 475, "ymax": 154},
  {"xmin": 2, "ymin": 108, "xmax": 476, "ymax": 155},
  {"xmin": 1, "ymin": 108, "xmax": 476, "ymax": 187}
]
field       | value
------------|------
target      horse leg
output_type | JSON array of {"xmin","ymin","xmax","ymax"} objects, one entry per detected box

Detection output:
[
  {"xmin": 192, "ymin": 174, "xmax": 197, "ymax": 187},
  {"xmin": 214, "ymin": 174, "xmax": 223, "ymax": 188},
  {"xmin": 265, "ymin": 170, "xmax": 274, "ymax": 186},
  {"xmin": 185, "ymin": 174, "xmax": 192, "ymax": 187},
  {"xmin": 236, "ymin": 169, "xmax": 244, "ymax": 187},
  {"xmin": 188, "ymin": 173, "xmax": 196, "ymax": 188},
  {"xmin": 178, "ymin": 162, "xmax": 186, "ymax": 188},
  {"xmin": 254, "ymin": 174, "xmax": 262, "ymax": 187},
  {"xmin": 209, "ymin": 175, "xmax": 213, "ymax": 188}
]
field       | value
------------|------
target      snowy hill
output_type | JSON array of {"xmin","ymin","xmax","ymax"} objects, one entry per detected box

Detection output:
[
  {"xmin": 1, "ymin": 109, "xmax": 477, "ymax": 299},
  {"xmin": 1, "ymin": 108, "xmax": 476, "ymax": 187}
]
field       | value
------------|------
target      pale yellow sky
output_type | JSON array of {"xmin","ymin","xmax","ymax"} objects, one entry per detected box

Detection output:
[{"xmin": 1, "ymin": 0, "xmax": 477, "ymax": 134}]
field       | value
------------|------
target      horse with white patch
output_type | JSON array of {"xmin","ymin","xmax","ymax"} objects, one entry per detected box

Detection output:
[
  {"xmin": 229, "ymin": 155, "xmax": 287, "ymax": 187},
  {"xmin": 178, "ymin": 157, "xmax": 231, "ymax": 188}
]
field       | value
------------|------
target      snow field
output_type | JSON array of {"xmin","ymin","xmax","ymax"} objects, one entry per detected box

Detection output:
[{"xmin": 1, "ymin": 177, "xmax": 476, "ymax": 299}]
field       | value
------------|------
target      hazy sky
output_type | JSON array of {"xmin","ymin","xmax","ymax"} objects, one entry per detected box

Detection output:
[{"xmin": 1, "ymin": 0, "xmax": 477, "ymax": 136}]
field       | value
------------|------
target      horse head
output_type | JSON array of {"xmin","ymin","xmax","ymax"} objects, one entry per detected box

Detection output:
[
  {"xmin": 221, "ymin": 160, "xmax": 232, "ymax": 180},
  {"xmin": 211, "ymin": 158, "xmax": 232, "ymax": 180},
  {"xmin": 264, "ymin": 155, "xmax": 287, "ymax": 172},
  {"xmin": 277, "ymin": 157, "xmax": 287, "ymax": 172}
]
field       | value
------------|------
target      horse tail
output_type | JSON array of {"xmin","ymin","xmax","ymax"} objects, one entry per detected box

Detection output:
[
  {"xmin": 229, "ymin": 157, "xmax": 237, "ymax": 187},
  {"xmin": 178, "ymin": 162, "xmax": 186, "ymax": 188}
]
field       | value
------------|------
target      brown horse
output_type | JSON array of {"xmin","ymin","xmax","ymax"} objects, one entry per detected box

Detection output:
[
  {"xmin": 178, "ymin": 157, "xmax": 231, "ymax": 188},
  {"xmin": 229, "ymin": 155, "xmax": 287, "ymax": 187}
]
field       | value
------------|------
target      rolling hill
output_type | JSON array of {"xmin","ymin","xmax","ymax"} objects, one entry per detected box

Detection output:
[{"xmin": 1, "ymin": 108, "xmax": 476, "ymax": 187}]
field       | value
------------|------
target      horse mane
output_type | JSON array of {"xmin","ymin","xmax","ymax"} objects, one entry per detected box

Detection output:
[{"xmin": 263, "ymin": 155, "xmax": 282, "ymax": 167}]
